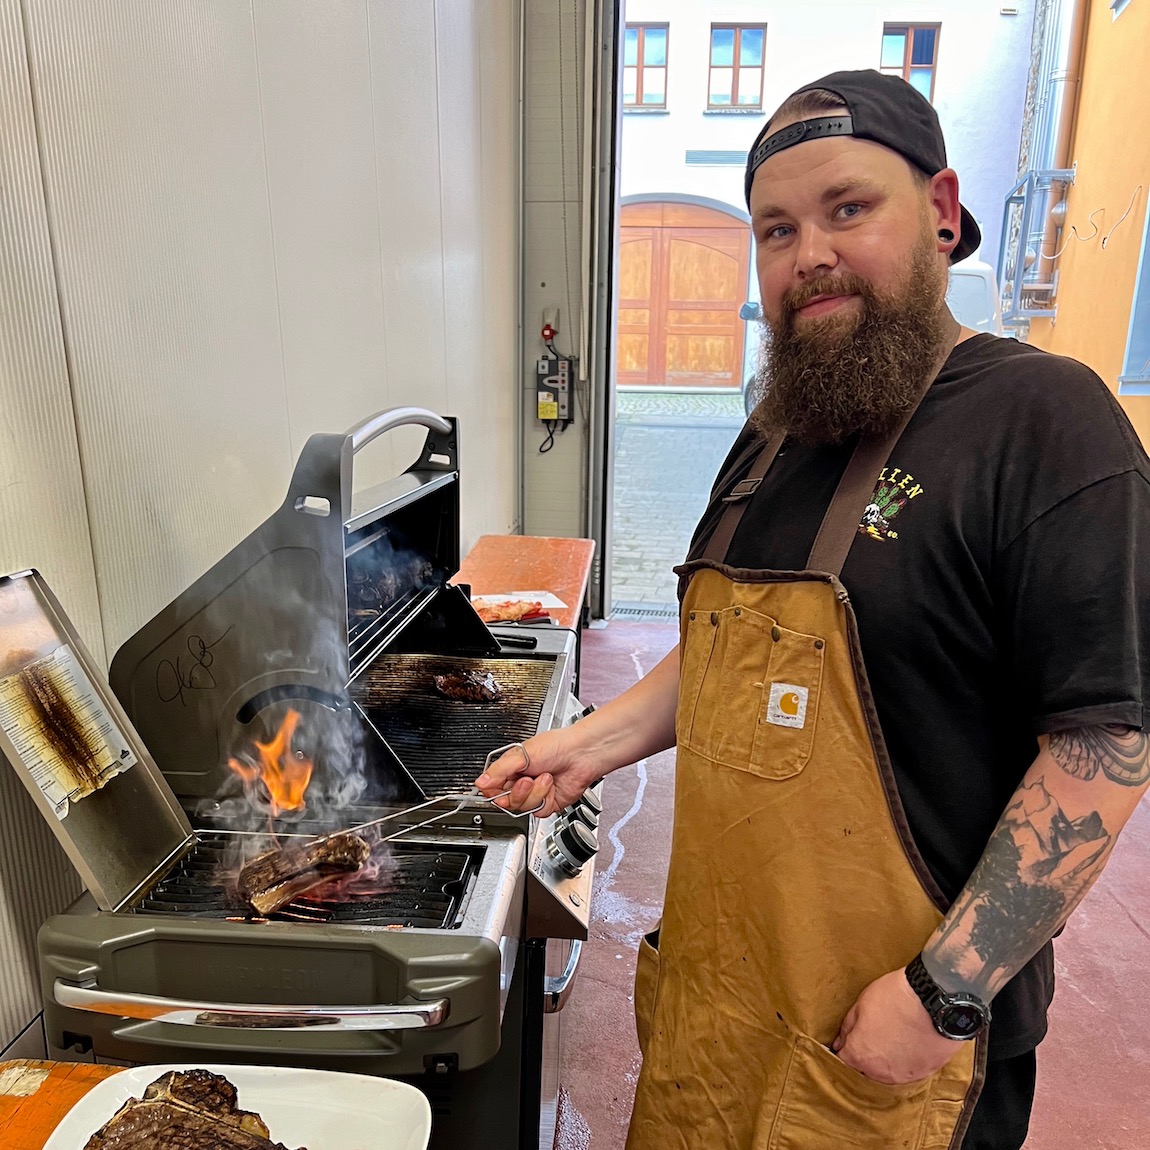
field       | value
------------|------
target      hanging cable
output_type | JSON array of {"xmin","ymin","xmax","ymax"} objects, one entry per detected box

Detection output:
[
  {"xmin": 1102, "ymin": 185, "xmax": 1143, "ymax": 249},
  {"xmin": 1044, "ymin": 207, "xmax": 1105, "ymax": 261}
]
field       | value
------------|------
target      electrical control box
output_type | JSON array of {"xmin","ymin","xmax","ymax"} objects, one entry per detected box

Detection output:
[{"xmin": 536, "ymin": 355, "xmax": 574, "ymax": 424}]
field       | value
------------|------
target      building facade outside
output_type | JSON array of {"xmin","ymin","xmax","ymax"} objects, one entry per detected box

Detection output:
[
  {"xmin": 617, "ymin": 0, "xmax": 1038, "ymax": 389},
  {"xmin": 1023, "ymin": 0, "xmax": 1150, "ymax": 447}
]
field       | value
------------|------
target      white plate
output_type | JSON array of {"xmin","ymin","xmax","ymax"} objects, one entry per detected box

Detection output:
[{"xmin": 43, "ymin": 1063, "xmax": 432, "ymax": 1150}]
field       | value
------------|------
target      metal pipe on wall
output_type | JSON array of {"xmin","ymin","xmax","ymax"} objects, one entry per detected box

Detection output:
[{"xmin": 1037, "ymin": 0, "xmax": 1088, "ymax": 284}]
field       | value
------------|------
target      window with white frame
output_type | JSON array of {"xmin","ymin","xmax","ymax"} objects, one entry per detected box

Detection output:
[
  {"xmin": 623, "ymin": 24, "xmax": 669, "ymax": 108},
  {"xmin": 1118, "ymin": 209, "xmax": 1150, "ymax": 394},
  {"xmin": 708, "ymin": 25, "xmax": 766, "ymax": 109}
]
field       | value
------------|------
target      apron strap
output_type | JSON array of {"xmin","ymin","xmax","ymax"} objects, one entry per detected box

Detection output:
[
  {"xmin": 804, "ymin": 403, "xmax": 918, "ymax": 576},
  {"xmin": 701, "ymin": 429, "xmax": 788, "ymax": 564},
  {"xmin": 806, "ymin": 324, "xmax": 959, "ymax": 575},
  {"xmin": 701, "ymin": 321, "xmax": 959, "ymax": 575}
]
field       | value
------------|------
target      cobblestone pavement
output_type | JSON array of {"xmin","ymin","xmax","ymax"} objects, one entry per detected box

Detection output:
[{"xmin": 611, "ymin": 389, "xmax": 745, "ymax": 616}]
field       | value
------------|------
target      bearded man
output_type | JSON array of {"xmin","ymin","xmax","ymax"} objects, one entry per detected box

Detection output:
[{"xmin": 478, "ymin": 71, "xmax": 1150, "ymax": 1149}]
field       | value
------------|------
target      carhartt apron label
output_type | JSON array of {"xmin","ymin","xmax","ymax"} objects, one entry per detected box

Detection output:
[{"xmin": 766, "ymin": 682, "xmax": 809, "ymax": 728}]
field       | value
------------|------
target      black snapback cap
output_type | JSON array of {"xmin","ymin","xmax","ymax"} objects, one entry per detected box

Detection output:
[{"xmin": 744, "ymin": 69, "xmax": 980, "ymax": 263}]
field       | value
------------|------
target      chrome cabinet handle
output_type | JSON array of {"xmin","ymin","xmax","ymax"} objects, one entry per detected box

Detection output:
[
  {"xmin": 543, "ymin": 939, "xmax": 583, "ymax": 1014},
  {"xmin": 54, "ymin": 980, "xmax": 448, "ymax": 1032}
]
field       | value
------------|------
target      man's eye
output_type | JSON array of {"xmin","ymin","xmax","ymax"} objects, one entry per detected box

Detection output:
[
  {"xmin": 764, "ymin": 224, "xmax": 794, "ymax": 241},
  {"xmin": 837, "ymin": 203, "xmax": 864, "ymax": 219}
]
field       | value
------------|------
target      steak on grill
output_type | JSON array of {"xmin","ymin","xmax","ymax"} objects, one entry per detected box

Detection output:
[
  {"xmin": 83, "ymin": 1069, "xmax": 304, "ymax": 1150},
  {"xmin": 433, "ymin": 669, "xmax": 502, "ymax": 702},
  {"xmin": 237, "ymin": 832, "xmax": 371, "ymax": 916}
]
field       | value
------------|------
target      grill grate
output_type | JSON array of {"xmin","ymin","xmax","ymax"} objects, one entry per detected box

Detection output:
[
  {"xmin": 131, "ymin": 831, "xmax": 479, "ymax": 929},
  {"xmin": 352, "ymin": 654, "xmax": 555, "ymax": 795}
]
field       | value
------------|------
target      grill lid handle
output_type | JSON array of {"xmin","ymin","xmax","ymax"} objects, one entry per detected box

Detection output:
[
  {"xmin": 288, "ymin": 406, "xmax": 457, "ymax": 525},
  {"xmin": 53, "ymin": 980, "xmax": 448, "ymax": 1032},
  {"xmin": 347, "ymin": 407, "xmax": 452, "ymax": 453}
]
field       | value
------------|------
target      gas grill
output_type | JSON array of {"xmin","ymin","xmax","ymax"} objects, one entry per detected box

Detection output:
[{"xmin": 1, "ymin": 409, "xmax": 597, "ymax": 1150}]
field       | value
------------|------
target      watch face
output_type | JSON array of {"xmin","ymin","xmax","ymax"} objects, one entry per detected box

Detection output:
[{"xmin": 939, "ymin": 1001, "xmax": 986, "ymax": 1039}]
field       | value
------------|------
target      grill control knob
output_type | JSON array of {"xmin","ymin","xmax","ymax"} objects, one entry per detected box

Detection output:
[
  {"xmin": 577, "ymin": 790, "xmax": 603, "ymax": 818},
  {"xmin": 562, "ymin": 804, "xmax": 599, "ymax": 832},
  {"xmin": 546, "ymin": 820, "xmax": 598, "ymax": 876}
]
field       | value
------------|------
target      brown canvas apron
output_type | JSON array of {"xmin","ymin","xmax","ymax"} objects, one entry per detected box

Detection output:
[{"xmin": 628, "ymin": 379, "xmax": 985, "ymax": 1149}]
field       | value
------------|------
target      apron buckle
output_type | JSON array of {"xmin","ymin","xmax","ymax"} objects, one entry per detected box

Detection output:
[{"xmin": 723, "ymin": 478, "xmax": 762, "ymax": 503}]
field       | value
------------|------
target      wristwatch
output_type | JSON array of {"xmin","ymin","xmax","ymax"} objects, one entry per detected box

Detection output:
[{"xmin": 905, "ymin": 954, "xmax": 991, "ymax": 1040}]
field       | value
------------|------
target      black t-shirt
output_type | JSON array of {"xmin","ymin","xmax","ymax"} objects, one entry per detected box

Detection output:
[{"xmin": 686, "ymin": 334, "xmax": 1150, "ymax": 1058}]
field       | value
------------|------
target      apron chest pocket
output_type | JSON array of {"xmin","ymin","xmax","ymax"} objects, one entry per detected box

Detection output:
[{"xmin": 677, "ymin": 606, "xmax": 824, "ymax": 780}]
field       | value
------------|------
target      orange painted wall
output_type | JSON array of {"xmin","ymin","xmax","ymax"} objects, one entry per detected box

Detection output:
[{"xmin": 1026, "ymin": 0, "xmax": 1150, "ymax": 447}]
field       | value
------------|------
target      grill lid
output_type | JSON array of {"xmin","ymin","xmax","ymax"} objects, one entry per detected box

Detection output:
[
  {"xmin": 0, "ymin": 571, "xmax": 194, "ymax": 911},
  {"xmin": 107, "ymin": 408, "xmax": 492, "ymax": 799}
]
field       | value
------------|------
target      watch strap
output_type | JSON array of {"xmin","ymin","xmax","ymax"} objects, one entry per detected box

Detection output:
[
  {"xmin": 905, "ymin": 953, "xmax": 941, "ymax": 1006},
  {"xmin": 905, "ymin": 953, "xmax": 991, "ymax": 1040}
]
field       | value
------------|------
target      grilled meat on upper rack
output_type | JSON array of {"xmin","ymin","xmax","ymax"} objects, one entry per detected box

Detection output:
[{"xmin": 433, "ymin": 669, "xmax": 502, "ymax": 702}]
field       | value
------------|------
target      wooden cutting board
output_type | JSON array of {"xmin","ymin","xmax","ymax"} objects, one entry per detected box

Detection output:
[{"xmin": 0, "ymin": 1060, "xmax": 123, "ymax": 1149}]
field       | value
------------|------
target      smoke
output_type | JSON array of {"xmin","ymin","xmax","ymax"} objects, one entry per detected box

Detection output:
[{"xmin": 209, "ymin": 526, "xmax": 443, "ymax": 844}]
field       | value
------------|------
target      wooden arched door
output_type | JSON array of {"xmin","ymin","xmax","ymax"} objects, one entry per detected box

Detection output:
[{"xmin": 617, "ymin": 201, "xmax": 751, "ymax": 389}]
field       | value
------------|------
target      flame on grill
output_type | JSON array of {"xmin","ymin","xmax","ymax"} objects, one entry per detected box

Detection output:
[{"xmin": 227, "ymin": 708, "xmax": 313, "ymax": 816}]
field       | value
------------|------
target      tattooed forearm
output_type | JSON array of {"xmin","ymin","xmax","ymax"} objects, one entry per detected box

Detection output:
[
  {"xmin": 923, "ymin": 775, "xmax": 1111, "ymax": 1001},
  {"xmin": 1048, "ymin": 726, "xmax": 1150, "ymax": 786}
]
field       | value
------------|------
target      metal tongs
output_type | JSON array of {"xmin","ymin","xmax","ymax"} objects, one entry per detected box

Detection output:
[{"xmin": 320, "ymin": 743, "xmax": 545, "ymax": 846}]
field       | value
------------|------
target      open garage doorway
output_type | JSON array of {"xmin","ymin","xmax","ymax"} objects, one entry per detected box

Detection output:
[
  {"xmin": 617, "ymin": 200, "xmax": 752, "ymax": 390},
  {"xmin": 610, "ymin": 195, "xmax": 754, "ymax": 618}
]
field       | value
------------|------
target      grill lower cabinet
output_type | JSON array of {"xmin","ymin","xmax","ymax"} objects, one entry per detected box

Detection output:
[{"xmin": 42, "ymin": 922, "xmax": 551, "ymax": 1150}]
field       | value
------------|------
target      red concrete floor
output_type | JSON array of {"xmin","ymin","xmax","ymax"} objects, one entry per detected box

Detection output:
[{"xmin": 555, "ymin": 619, "xmax": 1150, "ymax": 1150}]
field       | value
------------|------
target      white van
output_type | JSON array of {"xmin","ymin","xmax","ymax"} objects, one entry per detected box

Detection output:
[{"xmin": 945, "ymin": 257, "xmax": 1004, "ymax": 336}]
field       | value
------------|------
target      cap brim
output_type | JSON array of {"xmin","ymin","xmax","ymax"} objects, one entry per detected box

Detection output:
[{"xmin": 952, "ymin": 204, "xmax": 981, "ymax": 263}]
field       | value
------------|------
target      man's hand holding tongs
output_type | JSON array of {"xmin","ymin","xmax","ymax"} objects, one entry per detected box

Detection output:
[{"xmin": 475, "ymin": 729, "xmax": 599, "ymax": 818}]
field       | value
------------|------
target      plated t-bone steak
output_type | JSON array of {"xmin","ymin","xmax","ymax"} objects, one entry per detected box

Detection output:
[
  {"xmin": 142, "ymin": 1070, "xmax": 269, "ymax": 1136},
  {"xmin": 83, "ymin": 1069, "xmax": 305, "ymax": 1150},
  {"xmin": 433, "ymin": 669, "xmax": 502, "ymax": 702},
  {"xmin": 237, "ymin": 832, "xmax": 371, "ymax": 916}
]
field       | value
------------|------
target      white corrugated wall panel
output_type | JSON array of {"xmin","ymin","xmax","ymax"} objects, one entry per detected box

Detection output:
[
  {"xmin": 0, "ymin": 0, "xmax": 91, "ymax": 1051},
  {"xmin": 475, "ymin": 0, "xmax": 522, "ymax": 537},
  {"xmin": 367, "ymin": 1, "xmax": 451, "ymax": 480},
  {"xmin": 252, "ymin": 0, "xmax": 397, "ymax": 491},
  {"xmin": 23, "ymin": 0, "xmax": 293, "ymax": 654},
  {"xmin": 435, "ymin": 0, "xmax": 520, "ymax": 549},
  {"xmin": 21, "ymin": 2, "xmax": 521, "ymax": 659}
]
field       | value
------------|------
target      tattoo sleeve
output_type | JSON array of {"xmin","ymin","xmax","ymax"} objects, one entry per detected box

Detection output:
[
  {"xmin": 1048, "ymin": 725, "xmax": 1150, "ymax": 786},
  {"xmin": 923, "ymin": 726, "xmax": 1149, "ymax": 1002}
]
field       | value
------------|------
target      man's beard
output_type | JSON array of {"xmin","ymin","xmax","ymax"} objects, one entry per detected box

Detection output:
[{"xmin": 748, "ymin": 229, "xmax": 952, "ymax": 446}]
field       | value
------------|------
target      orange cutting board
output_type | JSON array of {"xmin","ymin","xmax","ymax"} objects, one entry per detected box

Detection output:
[{"xmin": 0, "ymin": 1060, "xmax": 123, "ymax": 1150}]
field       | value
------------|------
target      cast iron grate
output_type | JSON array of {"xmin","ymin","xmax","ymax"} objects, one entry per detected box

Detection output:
[
  {"xmin": 130, "ymin": 831, "xmax": 479, "ymax": 929},
  {"xmin": 352, "ymin": 653, "xmax": 554, "ymax": 795}
]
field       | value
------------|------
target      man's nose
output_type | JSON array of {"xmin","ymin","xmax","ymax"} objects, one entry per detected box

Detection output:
[{"xmin": 794, "ymin": 225, "xmax": 838, "ymax": 279}]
